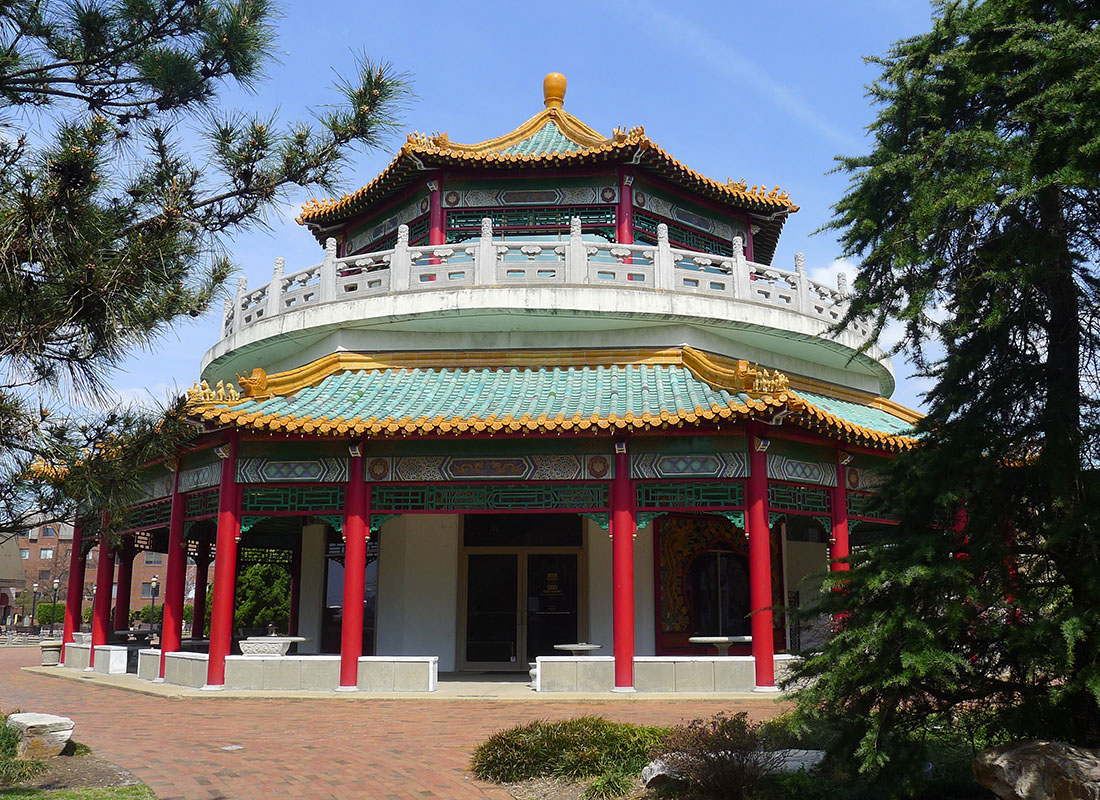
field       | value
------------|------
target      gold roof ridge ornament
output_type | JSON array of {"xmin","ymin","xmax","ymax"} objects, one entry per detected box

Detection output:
[
  {"xmin": 236, "ymin": 367, "xmax": 270, "ymax": 398},
  {"xmin": 733, "ymin": 360, "xmax": 790, "ymax": 396},
  {"xmin": 543, "ymin": 72, "xmax": 566, "ymax": 110},
  {"xmin": 186, "ymin": 379, "xmax": 241, "ymax": 406}
]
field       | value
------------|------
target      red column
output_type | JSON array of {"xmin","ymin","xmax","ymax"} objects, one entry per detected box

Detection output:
[
  {"xmin": 429, "ymin": 173, "xmax": 444, "ymax": 245},
  {"xmin": 616, "ymin": 168, "xmax": 634, "ymax": 244},
  {"xmin": 61, "ymin": 519, "xmax": 86, "ymax": 661},
  {"xmin": 339, "ymin": 451, "xmax": 369, "ymax": 690},
  {"xmin": 192, "ymin": 542, "xmax": 210, "ymax": 639},
  {"xmin": 830, "ymin": 453, "xmax": 850, "ymax": 572},
  {"xmin": 747, "ymin": 423, "xmax": 777, "ymax": 690},
  {"xmin": 113, "ymin": 543, "xmax": 135, "ymax": 632},
  {"xmin": 610, "ymin": 437, "xmax": 636, "ymax": 691},
  {"xmin": 205, "ymin": 435, "xmax": 241, "ymax": 689},
  {"xmin": 159, "ymin": 468, "xmax": 186, "ymax": 678},
  {"xmin": 287, "ymin": 542, "xmax": 301, "ymax": 637},
  {"xmin": 89, "ymin": 522, "xmax": 115, "ymax": 669}
]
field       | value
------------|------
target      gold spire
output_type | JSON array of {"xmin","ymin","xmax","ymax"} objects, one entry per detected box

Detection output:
[{"xmin": 543, "ymin": 72, "xmax": 566, "ymax": 109}]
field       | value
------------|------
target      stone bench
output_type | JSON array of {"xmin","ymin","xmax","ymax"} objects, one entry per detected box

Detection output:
[{"xmin": 62, "ymin": 642, "xmax": 91, "ymax": 670}]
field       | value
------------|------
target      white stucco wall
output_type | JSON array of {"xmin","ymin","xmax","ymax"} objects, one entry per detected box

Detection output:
[
  {"xmin": 785, "ymin": 540, "xmax": 830, "ymax": 650},
  {"xmin": 375, "ymin": 514, "xmax": 460, "ymax": 672},
  {"xmin": 586, "ymin": 519, "xmax": 656, "ymax": 657},
  {"xmin": 296, "ymin": 523, "xmax": 326, "ymax": 654}
]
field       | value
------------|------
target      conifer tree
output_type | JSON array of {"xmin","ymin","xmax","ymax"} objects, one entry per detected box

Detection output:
[
  {"xmin": 0, "ymin": 1, "xmax": 409, "ymax": 540},
  {"xmin": 787, "ymin": 0, "xmax": 1100, "ymax": 778}
]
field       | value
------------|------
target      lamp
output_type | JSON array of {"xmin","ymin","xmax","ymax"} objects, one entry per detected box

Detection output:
[
  {"xmin": 149, "ymin": 574, "xmax": 159, "ymax": 632},
  {"xmin": 31, "ymin": 582, "xmax": 39, "ymax": 635},
  {"xmin": 50, "ymin": 577, "xmax": 60, "ymax": 637}
]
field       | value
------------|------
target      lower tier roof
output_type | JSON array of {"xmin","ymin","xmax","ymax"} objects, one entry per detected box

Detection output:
[{"xmin": 187, "ymin": 348, "xmax": 917, "ymax": 451}]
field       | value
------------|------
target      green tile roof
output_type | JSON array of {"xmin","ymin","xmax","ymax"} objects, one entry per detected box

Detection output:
[
  {"xmin": 198, "ymin": 364, "xmax": 914, "ymax": 447},
  {"xmin": 499, "ymin": 121, "xmax": 581, "ymax": 156},
  {"xmin": 797, "ymin": 391, "xmax": 914, "ymax": 436},
  {"xmin": 230, "ymin": 364, "xmax": 755, "ymax": 422}
]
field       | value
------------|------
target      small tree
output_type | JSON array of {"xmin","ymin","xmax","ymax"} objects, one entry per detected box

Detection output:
[{"xmin": 234, "ymin": 564, "xmax": 289, "ymax": 631}]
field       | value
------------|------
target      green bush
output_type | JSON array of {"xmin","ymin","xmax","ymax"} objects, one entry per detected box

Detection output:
[
  {"xmin": 135, "ymin": 604, "xmax": 163, "ymax": 624},
  {"xmin": 234, "ymin": 565, "xmax": 290, "ymax": 630},
  {"xmin": 470, "ymin": 716, "xmax": 667, "ymax": 793},
  {"xmin": 82, "ymin": 605, "xmax": 93, "ymax": 624},
  {"xmin": 32, "ymin": 602, "xmax": 65, "ymax": 625},
  {"xmin": 651, "ymin": 712, "xmax": 785, "ymax": 800}
]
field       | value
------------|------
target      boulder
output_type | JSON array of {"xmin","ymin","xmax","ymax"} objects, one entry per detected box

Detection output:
[
  {"xmin": 974, "ymin": 740, "xmax": 1100, "ymax": 800},
  {"xmin": 5, "ymin": 713, "xmax": 75, "ymax": 759}
]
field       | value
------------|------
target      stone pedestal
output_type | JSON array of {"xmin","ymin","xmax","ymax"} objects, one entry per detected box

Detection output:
[{"xmin": 5, "ymin": 713, "xmax": 74, "ymax": 759}]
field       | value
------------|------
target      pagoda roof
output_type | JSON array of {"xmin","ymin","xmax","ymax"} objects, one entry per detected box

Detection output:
[
  {"xmin": 186, "ymin": 347, "xmax": 917, "ymax": 451},
  {"xmin": 298, "ymin": 74, "xmax": 799, "ymax": 264}
]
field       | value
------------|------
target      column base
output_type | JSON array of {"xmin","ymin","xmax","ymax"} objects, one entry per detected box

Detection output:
[
  {"xmin": 152, "ymin": 677, "xmax": 165, "ymax": 684},
  {"xmin": 610, "ymin": 686, "xmax": 637, "ymax": 693},
  {"xmin": 753, "ymin": 685, "xmax": 781, "ymax": 693},
  {"xmin": 200, "ymin": 684, "xmax": 225, "ymax": 692},
  {"xmin": 335, "ymin": 685, "xmax": 359, "ymax": 693},
  {"xmin": 83, "ymin": 667, "xmax": 94, "ymax": 672}
]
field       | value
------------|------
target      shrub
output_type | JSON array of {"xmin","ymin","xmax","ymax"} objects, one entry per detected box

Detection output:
[
  {"xmin": 81, "ymin": 606, "xmax": 93, "ymax": 624},
  {"xmin": 652, "ymin": 712, "xmax": 785, "ymax": 800},
  {"xmin": 32, "ymin": 602, "xmax": 65, "ymax": 626},
  {"xmin": 135, "ymin": 604, "xmax": 163, "ymax": 624},
  {"xmin": 470, "ymin": 716, "xmax": 667, "ymax": 790},
  {"xmin": 0, "ymin": 713, "xmax": 48, "ymax": 785}
]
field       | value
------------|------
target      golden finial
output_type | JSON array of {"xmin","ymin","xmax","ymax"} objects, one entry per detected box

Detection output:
[{"xmin": 543, "ymin": 72, "xmax": 567, "ymax": 110}]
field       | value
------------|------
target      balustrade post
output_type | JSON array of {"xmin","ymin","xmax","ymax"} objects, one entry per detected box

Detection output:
[
  {"xmin": 222, "ymin": 297, "xmax": 234, "ymax": 337},
  {"xmin": 474, "ymin": 218, "xmax": 495, "ymax": 285},
  {"xmin": 319, "ymin": 238, "xmax": 337, "ymax": 304},
  {"xmin": 233, "ymin": 277, "xmax": 247, "ymax": 329},
  {"xmin": 794, "ymin": 252, "xmax": 810, "ymax": 313},
  {"xmin": 733, "ymin": 236, "xmax": 751, "ymax": 300},
  {"xmin": 565, "ymin": 217, "xmax": 587, "ymax": 284},
  {"xmin": 655, "ymin": 223, "xmax": 674, "ymax": 290},
  {"xmin": 837, "ymin": 271, "xmax": 848, "ymax": 295},
  {"xmin": 390, "ymin": 225, "xmax": 411, "ymax": 292},
  {"xmin": 266, "ymin": 257, "xmax": 284, "ymax": 318}
]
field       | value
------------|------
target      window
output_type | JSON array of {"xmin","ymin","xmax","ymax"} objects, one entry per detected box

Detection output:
[
  {"xmin": 38, "ymin": 569, "xmax": 51, "ymax": 580},
  {"xmin": 144, "ymin": 552, "xmax": 162, "ymax": 566},
  {"xmin": 141, "ymin": 582, "xmax": 153, "ymax": 599},
  {"xmin": 687, "ymin": 548, "xmax": 751, "ymax": 637},
  {"xmin": 28, "ymin": 529, "xmax": 37, "ymax": 541},
  {"xmin": 41, "ymin": 526, "xmax": 55, "ymax": 537},
  {"xmin": 65, "ymin": 549, "xmax": 72, "ymax": 558},
  {"xmin": 19, "ymin": 549, "xmax": 28, "ymax": 559},
  {"xmin": 39, "ymin": 548, "xmax": 53, "ymax": 560}
]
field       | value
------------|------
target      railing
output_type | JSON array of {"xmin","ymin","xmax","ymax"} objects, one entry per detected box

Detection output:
[{"xmin": 223, "ymin": 217, "xmax": 865, "ymax": 339}]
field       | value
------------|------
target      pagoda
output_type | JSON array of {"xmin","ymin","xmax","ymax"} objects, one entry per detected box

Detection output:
[{"xmin": 59, "ymin": 74, "xmax": 916, "ymax": 694}]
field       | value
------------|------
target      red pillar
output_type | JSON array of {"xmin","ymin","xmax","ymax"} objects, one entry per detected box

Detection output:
[
  {"xmin": 287, "ymin": 541, "xmax": 301, "ymax": 637},
  {"xmin": 746, "ymin": 423, "xmax": 777, "ymax": 691},
  {"xmin": 159, "ymin": 468, "xmax": 187, "ymax": 678},
  {"xmin": 429, "ymin": 172, "xmax": 445, "ymax": 245},
  {"xmin": 616, "ymin": 168, "xmax": 634, "ymax": 244},
  {"xmin": 113, "ymin": 543, "xmax": 135, "ymax": 632},
  {"xmin": 89, "ymin": 522, "xmax": 115, "ymax": 669},
  {"xmin": 205, "ymin": 435, "xmax": 241, "ymax": 689},
  {"xmin": 830, "ymin": 453, "xmax": 850, "ymax": 573},
  {"xmin": 610, "ymin": 437, "xmax": 636, "ymax": 691},
  {"xmin": 339, "ymin": 451, "xmax": 369, "ymax": 690},
  {"xmin": 192, "ymin": 542, "xmax": 210, "ymax": 639},
  {"xmin": 61, "ymin": 519, "xmax": 86, "ymax": 661}
]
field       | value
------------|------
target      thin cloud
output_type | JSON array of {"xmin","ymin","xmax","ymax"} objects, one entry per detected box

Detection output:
[{"xmin": 618, "ymin": 1, "xmax": 862, "ymax": 151}]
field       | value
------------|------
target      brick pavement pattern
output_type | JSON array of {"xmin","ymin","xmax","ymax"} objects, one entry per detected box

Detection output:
[{"xmin": 0, "ymin": 647, "xmax": 785, "ymax": 799}]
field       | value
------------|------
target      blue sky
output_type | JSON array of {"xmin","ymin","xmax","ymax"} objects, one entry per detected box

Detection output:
[{"xmin": 109, "ymin": 0, "xmax": 939, "ymax": 411}]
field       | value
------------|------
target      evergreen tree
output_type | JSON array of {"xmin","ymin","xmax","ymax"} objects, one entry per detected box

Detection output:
[
  {"xmin": 0, "ymin": 1, "xmax": 409, "ymax": 539},
  {"xmin": 787, "ymin": 0, "xmax": 1100, "ymax": 778}
]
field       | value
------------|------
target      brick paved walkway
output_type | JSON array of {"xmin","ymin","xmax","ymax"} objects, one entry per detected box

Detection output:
[{"xmin": 0, "ymin": 647, "xmax": 786, "ymax": 799}]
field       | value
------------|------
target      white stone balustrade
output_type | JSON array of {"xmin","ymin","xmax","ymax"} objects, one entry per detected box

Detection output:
[{"xmin": 222, "ymin": 217, "xmax": 865, "ymax": 340}]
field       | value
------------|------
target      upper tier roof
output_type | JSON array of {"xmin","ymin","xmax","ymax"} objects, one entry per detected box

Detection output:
[{"xmin": 298, "ymin": 73, "xmax": 799, "ymax": 264}]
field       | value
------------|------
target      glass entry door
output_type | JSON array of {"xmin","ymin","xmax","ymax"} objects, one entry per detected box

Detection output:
[{"xmin": 463, "ymin": 551, "xmax": 579, "ymax": 671}]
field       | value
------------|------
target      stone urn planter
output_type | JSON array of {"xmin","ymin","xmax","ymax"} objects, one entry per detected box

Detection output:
[{"xmin": 39, "ymin": 640, "xmax": 62, "ymax": 666}]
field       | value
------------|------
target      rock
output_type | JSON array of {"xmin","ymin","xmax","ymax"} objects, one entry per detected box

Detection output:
[
  {"xmin": 5, "ymin": 712, "xmax": 75, "ymax": 759},
  {"xmin": 641, "ymin": 758, "xmax": 675, "ymax": 787},
  {"xmin": 641, "ymin": 749, "xmax": 825, "ymax": 786},
  {"xmin": 975, "ymin": 740, "xmax": 1100, "ymax": 800}
]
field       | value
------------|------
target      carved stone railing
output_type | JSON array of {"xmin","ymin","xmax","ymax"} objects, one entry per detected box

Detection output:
[{"xmin": 223, "ymin": 217, "xmax": 865, "ymax": 339}]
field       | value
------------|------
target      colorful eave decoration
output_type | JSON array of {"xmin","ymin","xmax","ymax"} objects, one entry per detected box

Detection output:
[{"xmin": 184, "ymin": 347, "xmax": 918, "ymax": 452}]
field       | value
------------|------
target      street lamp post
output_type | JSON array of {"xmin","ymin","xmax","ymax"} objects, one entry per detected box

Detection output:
[
  {"xmin": 30, "ymin": 583, "xmax": 39, "ymax": 635},
  {"xmin": 51, "ymin": 577, "xmax": 60, "ymax": 637},
  {"xmin": 150, "ymin": 575, "xmax": 159, "ymax": 632}
]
